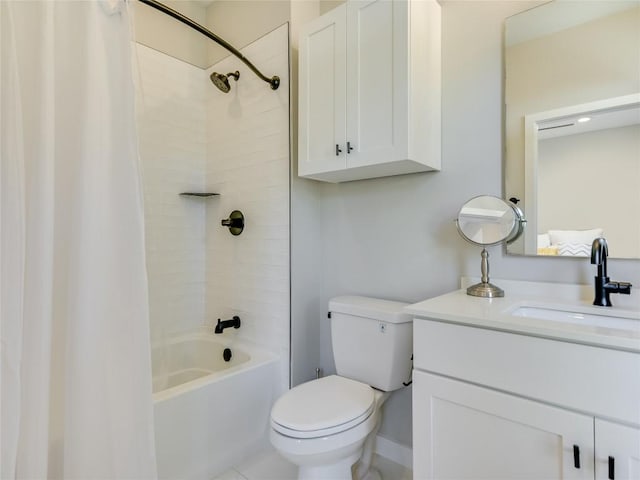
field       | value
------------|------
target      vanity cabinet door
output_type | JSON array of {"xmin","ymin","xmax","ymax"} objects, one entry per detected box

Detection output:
[
  {"xmin": 595, "ymin": 419, "xmax": 640, "ymax": 480},
  {"xmin": 413, "ymin": 371, "xmax": 595, "ymax": 480}
]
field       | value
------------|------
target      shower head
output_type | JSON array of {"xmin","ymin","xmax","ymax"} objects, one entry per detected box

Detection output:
[{"xmin": 210, "ymin": 71, "xmax": 240, "ymax": 93}]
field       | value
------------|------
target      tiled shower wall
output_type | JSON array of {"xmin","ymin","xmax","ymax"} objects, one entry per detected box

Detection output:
[
  {"xmin": 136, "ymin": 26, "xmax": 290, "ymax": 392},
  {"xmin": 136, "ymin": 44, "xmax": 207, "ymax": 343},
  {"xmin": 204, "ymin": 24, "xmax": 290, "ymax": 393}
]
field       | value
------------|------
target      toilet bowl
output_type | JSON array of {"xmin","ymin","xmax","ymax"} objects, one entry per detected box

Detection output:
[
  {"xmin": 270, "ymin": 375, "xmax": 385, "ymax": 480},
  {"xmin": 270, "ymin": 296, "xmax": 413, "ymax": 480}
]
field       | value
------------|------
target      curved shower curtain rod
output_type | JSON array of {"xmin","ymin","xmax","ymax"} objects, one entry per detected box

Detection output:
[{"xmin": 138, "ymin": 0, "xmax": 280, "ymax": 90}]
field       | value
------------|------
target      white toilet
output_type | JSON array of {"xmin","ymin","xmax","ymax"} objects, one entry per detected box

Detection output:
[{"xmin": 270, "ymin": 296, "xmax": 412, "ymax": 480}]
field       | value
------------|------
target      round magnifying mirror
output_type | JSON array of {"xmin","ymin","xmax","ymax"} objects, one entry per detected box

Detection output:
[{"xmin": 456, "ymin": 196, "xmax": 526, "ymax": 298}]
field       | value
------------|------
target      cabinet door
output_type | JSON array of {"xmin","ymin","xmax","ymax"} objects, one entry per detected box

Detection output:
[
  {"xmin": 298, "ymin": 5, "xmax": 347, "ymax": 177},
  {"xmin": 595, "ymin": 419, "xmax": 640, "ymax": 480},
  {"xmin": 413, "ymin": 371, "xmax": 595, "ymax": 480},
  {"xmin": 345, "ymin": 0, "xmax": 408, "ymax": 168}
]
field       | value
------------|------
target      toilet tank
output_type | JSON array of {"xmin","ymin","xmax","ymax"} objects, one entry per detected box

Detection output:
[{"xmin": 329, "ymin": 296, "xmax": 412, "ymax": 392}]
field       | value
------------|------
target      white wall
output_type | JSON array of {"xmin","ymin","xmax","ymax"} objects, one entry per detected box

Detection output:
[
  {"xmin": 298, "ymin": 0, "xmax": 640, "ymax": 448},
  {"xmin": 133, "ymin": 0, "xmax": 209, "ymax": 68},
  {"xmin": 204, "ymin": 25, "xmax": 291, "ymax": 395},
  {"xmin": 320, "ymin": 0, "xmax": 345, "ymax": 15},
  {"xmin": 538, "ymin": 125, "xmax": 640, "ymax": 258},
  {"xmin": 136, "ymin": 44, "xmax": 207, "ymax": 343},
  {"xmin": 205, "ymin": 1, "xmax": 291, "ymax": 67},
  {"xmin": 289, "ymin": 0, "xmax": 325, "ymax": 387}
]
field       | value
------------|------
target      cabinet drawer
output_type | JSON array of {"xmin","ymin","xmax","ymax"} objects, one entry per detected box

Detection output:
[{"xmin": 413, "ymin": 319, "xmax": 640, "ymax": 425}]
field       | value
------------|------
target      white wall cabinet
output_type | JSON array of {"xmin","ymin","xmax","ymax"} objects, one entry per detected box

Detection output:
[
  {"xmin": 412, "ymin": 319, "xmax": 640, "ymax": 480},
  {"xmin": 298, "ymin": 0, "xmax": 441, "ymax": 183}
]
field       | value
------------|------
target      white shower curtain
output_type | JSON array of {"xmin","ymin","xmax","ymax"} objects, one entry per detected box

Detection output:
[{"xmin": 1, "ymin": 1, "xmax": 157, "ymax": 478}]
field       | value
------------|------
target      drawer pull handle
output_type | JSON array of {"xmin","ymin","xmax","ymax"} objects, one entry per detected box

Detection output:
[
  {"xmin": 608, "ymin": 456, "xmax": 615, "ymax": 480},
  {"xmin": 347, "ymin": 141, "xmax": 354, "ymax": 153},
  {"xmin": 335, "ymin": 144, "xmax": 342, "ymax": 156},
  {"xmin": 573, "ymin": 445, "xmax": 581, "ymax": 469}
]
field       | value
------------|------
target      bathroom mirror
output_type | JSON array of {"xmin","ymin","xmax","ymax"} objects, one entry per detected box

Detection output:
[
  {"xmin": 504, "ymin": 1, "xmax": 640, "ymax": 259},
  {"xmin": 456, "ymin": 196, "xmax": 525, "ymax": 297}
]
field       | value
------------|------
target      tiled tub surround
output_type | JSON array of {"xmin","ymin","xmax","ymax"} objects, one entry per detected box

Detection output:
[
  {"xmin": 136, "ymin": 26, "xmax": 290, "ymax": 380},
  {"xmin": 136, "ymin": 43, "xmax": 207, "ymax": 341},
  {"xmin": 136, "ymin": 24, "xmax": 290, "ymax": 479},
  {"xmin": 204, "ymin": 24, "xmax": 290, "ymax": 396}
]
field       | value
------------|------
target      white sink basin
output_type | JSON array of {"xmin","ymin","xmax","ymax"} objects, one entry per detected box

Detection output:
[{"xmin": 511, "ymin": 305, "xmax": 640, "ymax": 332}]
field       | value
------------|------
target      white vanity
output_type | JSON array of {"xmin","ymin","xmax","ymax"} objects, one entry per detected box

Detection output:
[{"xmin": 408, "ymin": 279, "xmax": 640, "ymax": 480}]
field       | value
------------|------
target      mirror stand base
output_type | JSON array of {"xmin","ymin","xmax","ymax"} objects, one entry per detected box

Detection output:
[{"xmin": 467, "ymin": 282, "xmax": 504, "ymax": 298}]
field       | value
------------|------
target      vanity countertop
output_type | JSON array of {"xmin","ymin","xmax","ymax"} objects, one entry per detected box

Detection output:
[{"xmin": 406, "ymin": 279, "xmax": 640, "ymax": 353}]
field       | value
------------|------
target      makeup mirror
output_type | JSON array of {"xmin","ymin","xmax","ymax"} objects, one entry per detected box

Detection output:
[{"xmin": 456, "ymin": 196, "xmax": 526, "ymax": 297}]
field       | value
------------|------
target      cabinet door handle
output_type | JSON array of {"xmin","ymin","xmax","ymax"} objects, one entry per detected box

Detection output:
[
  {"xmin": 347, "ymin": 141, "xmax": 354, "ymax": 153},
  {"xmin": 573, "ymin": 445, "xmax": 581, "ymax": 469},
  {"xmin": 608, "ymin": 456, "xmax": 615, "ymax": 480},
  {"xmin": 335, "ymin": 144, "xmax": 342, "ymax": 156}
]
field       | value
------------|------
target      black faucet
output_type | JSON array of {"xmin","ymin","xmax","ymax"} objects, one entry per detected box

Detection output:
[
  {"xmin": 214, "ymin": 316, "xmax": 241, "ymax": 334},
  {"xmin": 590, "ymin": 237, "xmax": 632, "ymax": 307}
]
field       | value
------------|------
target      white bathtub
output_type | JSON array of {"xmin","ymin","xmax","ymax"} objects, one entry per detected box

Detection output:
[{"xmin": 152, "ymin": 331, "xmax": 279, "ymax": 479}]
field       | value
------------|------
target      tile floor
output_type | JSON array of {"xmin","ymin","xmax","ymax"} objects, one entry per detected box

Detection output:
[{"xmin": 213, "ymin": 447, "xmax": 412, "ymax": 480}]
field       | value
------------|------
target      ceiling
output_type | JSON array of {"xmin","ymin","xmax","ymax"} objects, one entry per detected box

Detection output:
[{"xmin": 538, "ymin": 103, "xmax": 640, "ymax": 140}]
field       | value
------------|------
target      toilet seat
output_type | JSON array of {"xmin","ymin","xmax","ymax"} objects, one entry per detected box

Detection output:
[{"xmin": 271, "ymin": 375, "xmax": 375, "ymax": 439}]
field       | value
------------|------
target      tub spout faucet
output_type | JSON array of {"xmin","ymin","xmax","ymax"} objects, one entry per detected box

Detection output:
[
  {"xmin": 590, "ymin": 237, "xmax": 632, "ymax": 307},
  {"xmin": 215, "ymin": 316, "xmax": 241, "ymax": 334}
]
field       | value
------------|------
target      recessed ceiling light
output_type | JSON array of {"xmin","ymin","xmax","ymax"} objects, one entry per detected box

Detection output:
[{"xmin": 577, "ymin": 116, "xmax": 591, "ymax": 123}]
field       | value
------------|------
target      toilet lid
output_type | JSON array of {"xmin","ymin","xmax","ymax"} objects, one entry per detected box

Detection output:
[{"xmin": 271, "ymin": 375, "xmax": 375, "ymax": 439}]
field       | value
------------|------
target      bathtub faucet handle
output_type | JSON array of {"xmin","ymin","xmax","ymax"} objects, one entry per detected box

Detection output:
[{"xmin": 214, "ymin": 316, "xmax": 241, "ymax": 334}]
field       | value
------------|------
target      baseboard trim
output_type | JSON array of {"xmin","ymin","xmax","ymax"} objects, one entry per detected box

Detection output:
[{"xmin": 374, "ymin": 435, "xmax": 412, "ymax": 470}]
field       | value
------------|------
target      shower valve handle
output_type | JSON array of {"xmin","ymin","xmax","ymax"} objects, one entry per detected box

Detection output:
[{"xmin": 221, "ymin": 210, "xmax": 244, "ymax": 236}]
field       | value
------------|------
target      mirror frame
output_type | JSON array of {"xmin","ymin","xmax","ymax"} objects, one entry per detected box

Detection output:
[{"xmin": 522, "ymin": 93, "xmax": 640, "ymax": 255}]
